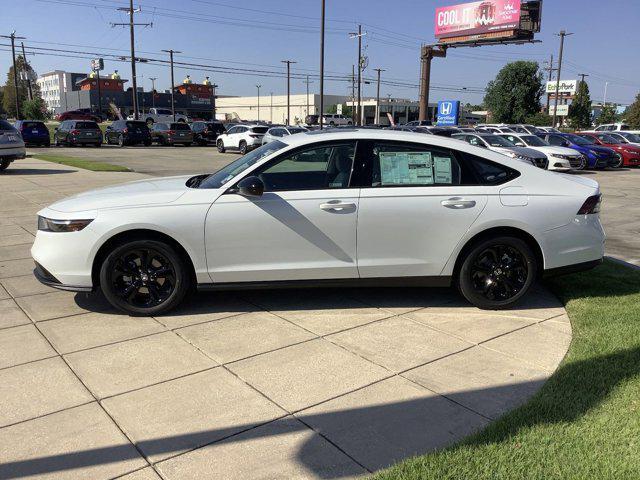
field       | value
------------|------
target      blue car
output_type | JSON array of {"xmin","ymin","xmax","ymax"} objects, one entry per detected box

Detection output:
[
  {"xmin": 538, "ymin": 132, "xmax": 616, "ymax": 169},
  {"xmin": 14, "ymin": 120, "xmax": 50, "ymax": 147}
]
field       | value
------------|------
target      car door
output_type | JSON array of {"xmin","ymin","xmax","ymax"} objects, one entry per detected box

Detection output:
[
  {"xmin": 205, "ymin": 141, "xmax": 360, "ymax": 282},
  {"xmin": 356, "ymin": 140, "xmax": 488, "ymax": 278}
]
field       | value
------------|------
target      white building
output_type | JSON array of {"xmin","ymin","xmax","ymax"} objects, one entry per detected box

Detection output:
[
  {"xmin": 36, "ymin": 70, "xmax": 85, "ymax": 113},
  {"xmin": 215, "ymin": 93, "xmax": 349, "ymax": 124}
]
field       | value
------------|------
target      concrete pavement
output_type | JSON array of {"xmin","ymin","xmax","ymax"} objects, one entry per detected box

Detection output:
[{"xmin": 1, "ymin": 158, "xmax": 571, "ymax": 479}]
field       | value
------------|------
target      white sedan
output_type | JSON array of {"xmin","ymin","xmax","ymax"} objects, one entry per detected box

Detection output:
[
  {"xmin": 499, "ymin": 133, "xmax": 586, "ymax": 171},
  {"xmin": 32, "ymin": 130, "xmax": 605, "ymax": 315}
]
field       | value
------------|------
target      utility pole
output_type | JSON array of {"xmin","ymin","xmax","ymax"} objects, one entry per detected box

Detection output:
[
  {"xmin": 552, "ymin": 30, "xmax": 573, "ymax": 128},
  {"xmin": 351, "ymin": 65, "xmax": 356, "ymax": 124},
  {"xmin": 20, "ymin": 42, "xmax": 33, "ymax": 101},
  {"xmin": 603, "ymin": 81, "xmax": 609, "ymax": 106},
  {"xmin": 374, "ymin": 68, "xmax": 385, "ymax": 125},
  {"xmin": 419, "ymin": 45, "xmax": 447, "ymax": 122},
  {"xmin": 212, "ymin": 83, "xmax": 218, "ymax": 119},
  {"xmin": 303, "ymin": 75, "xmax": 313, "ymax": 116},
  {"xmin": 161, "ymin": 49, "xmax": 182, "ymax": 121},
  {"xmin": 349, "ymin": 26, "xmax": 366, "ymax": 126},
  {"xmin": 149, "ymin": 76, "xmax": 157, "ymax": 109},
  {"xmin": 270, "ymin": 92, "xmax": 273, "ymax": 123},
  {"xmin": 255, "ymin": 84, "xmax": 261, "ymax": 122},
  {"xmin": 543, "ymin": 54, "xmax": 557, "ymax": 112},
  {"xmin": 319, "ymin": 0, "xmax": 326, "ymax": 129},
  {"xmin": 1, "ymin": 32, "xmax": 26, "ymax": 119},
  {"xmin": 113, "ymin": 1, "xmax": 152, "ymax": 120},
  {"xmin": 281, "ymin": 60, "xmax": 296, "ymax": 125}
]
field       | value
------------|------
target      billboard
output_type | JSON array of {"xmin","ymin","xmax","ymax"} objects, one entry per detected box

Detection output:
[
  {"xmin": 435, "ymin": 0, "xmax": 522, "ymax": 39},
  {"xmin": 548, "ymin": 104, "xmax": 569, "ymax": 116},
  {"xmin": 546, "ymin": 80, "xmax": 577, "ymax": 95},
  {"xmin": 437, "ymin": 100, "xmax": 460, "ymax": 125}
]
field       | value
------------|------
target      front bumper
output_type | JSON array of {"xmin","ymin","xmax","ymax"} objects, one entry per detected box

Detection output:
[
  {"xmin": 33, "ymin": 262, "xmax": 93, "ymax": 292},
  {"xmin": 0, "ymin": 146, "xmax": 27, "ymax": 160}
]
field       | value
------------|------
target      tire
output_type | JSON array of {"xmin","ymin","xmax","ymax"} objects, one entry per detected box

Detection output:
[
  {"xmin": 612, "ymin": 153, "xmax": 623, "ymax": 168},
  {"xmin": 217, "ymin": 139, "xmax": 226, "ymax": 153},
  {"xmin": 95, "ymin": 142, "xmax": 102, "ymax": 148},
  {"xmin": 99, "ymin": 239, "xmax": 190, "ymax": 316},
  {"xmin": 0, "ymin": 159, "xmax": 10, "ymax": 171},
  {"xmin": 118, "ymin": 135, "xmax": 125, "ymax": 147},
  {"xmin": 54, "ymin": 136, "xmax": 60, "ymax": 147},
  {"xmin": 144, "ymin": 139, "xmax": 152, "ymax": 147},
  {"xmin": 457, "ymin": 236, "xmax": 536, "ymax": 310},
  {"xmin": 44, "ymin": 141, "xmax": 51, "ymax": 148},
  {"xmin": 239, "ymin": 140, "xmax": 247, "ymax": 155}
]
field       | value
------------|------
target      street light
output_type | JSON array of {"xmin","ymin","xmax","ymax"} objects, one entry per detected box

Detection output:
[{"xmin": 256, "ymin": 84, "xmax": 261, "ymax": 122}]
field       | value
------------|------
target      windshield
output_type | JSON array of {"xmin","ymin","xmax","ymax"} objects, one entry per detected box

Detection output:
[
  {"xmin": 520, "ymin": 135, "xmax": 548, "ymax": 146},
  {"xmin": 76, "ymin": 121, "xmax": 99, "ymax": 129},
  {"xmin": 250, "ymin": 127, "xmax": 269, "ymax": 134},
  {"xmin": 568, "ymin": 134, "xmax": 594, "ymax": 145},
  {"xmin": 483, "ymin": 135, "xmax": 514, "ymax": 147},
  {"xmin": 620, "ymin": 132, "xmax": 640, "ymax": 142},
  {"xmin": 287, "ymin": 128, "xmax": 307, "ymax": 134},
  {"xmin": 195, "ymin": 140, "xmax": 287, "ymax": 189},
  {"xmin": 597, "ymin": 134, "xmax": 622, "ymax": 144}
]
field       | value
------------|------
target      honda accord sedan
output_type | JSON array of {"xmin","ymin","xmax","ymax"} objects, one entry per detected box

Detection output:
[{"xmin": 32, "ymin": 129, "xmax": 605, "ymax": 315}]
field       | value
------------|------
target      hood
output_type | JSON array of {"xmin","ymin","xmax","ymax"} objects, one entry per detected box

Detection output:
[
  {"xmin": 585, "ymin": 145, "xmax": 615, "ymax": 156},
  {"xmin": 46, "ymin": 175, "xmax": 192, "ymax": 213},
  {"xmin": 531, "ymin": 145, "xmax": 580, "ymax": 156},
  {"xmin": 510, "ymin": 146, "xmax": 546, "ymax": 158}
]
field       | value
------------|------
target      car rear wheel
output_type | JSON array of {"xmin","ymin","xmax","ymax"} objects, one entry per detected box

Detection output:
[
  {"xmin": 239, "ymin": 140, "xmax": 247, "ymax": 155},
  {"xmin": 99, "ymin": 239, "xmax": 190, "ymax": 315},
  {"xmin": 0, "ymin": 159, "xmax": 10, "ymax": 171},
  {"xmin": 217, "ymin": 139, "xmax": 226, "ymax": 153},
  {"xmin": 611, "ymin": 153, "xmax": 623, "ymax": 168},
  {"xmin": 458, "ymin": 236, "xmax": 536, "ymax": 310},
  {"xmin": 118, "ymin": 135, "xmax": 125, "ymax": 147}
]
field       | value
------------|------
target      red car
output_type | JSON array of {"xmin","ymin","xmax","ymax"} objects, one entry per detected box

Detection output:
[
  {"xmin": 55, "ymin": 110, "xmax": 101, "ymax": 123},
  {"xmin": 577, "ymin": 132, "xmax": 640, "ymax": 167}
]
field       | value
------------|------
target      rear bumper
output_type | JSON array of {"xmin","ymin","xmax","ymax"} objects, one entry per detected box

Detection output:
[
  {"xmin": 543, "ymin": 258, "xmax": 603, "ymax": 278},
  {"xmin": 0, "ymin": 146, "xmax": 27, "ymax": 160}
]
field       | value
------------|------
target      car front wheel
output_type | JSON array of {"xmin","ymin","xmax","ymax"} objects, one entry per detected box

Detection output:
[
  {"xmin": 0, "ymin": 159, "xmax": 10, "ymax": 171},
  {"xmin": 99, "ymin": 239, "xmax": 190, "ymax": 315},
  {"xmin": 239, "ymin": 140, "xmax": 247, "ymax": 155},
  {"xmin": 458, "ymin": 236, "xmax": 536, "ymax": 310},
  {"xmin": 217, "ymin": 139, "xmax": 226, "ymax": 153}
]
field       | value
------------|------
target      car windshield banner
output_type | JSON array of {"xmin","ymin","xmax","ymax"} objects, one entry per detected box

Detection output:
[{"xmin": 435, "ymin": 0, "xmax": 521, "ymax": 39}]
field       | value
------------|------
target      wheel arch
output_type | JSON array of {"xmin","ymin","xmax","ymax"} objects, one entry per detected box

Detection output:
[
  {"xmin": 91, "ymin": 229, "xmax": 197, "ymax": 288},
  {"xmin": 450, "ymin": 226, "xmax": 545, "ymax": 280}
]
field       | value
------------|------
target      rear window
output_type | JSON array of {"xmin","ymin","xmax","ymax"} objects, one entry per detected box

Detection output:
[
  {"xmin": 22, "ymin": 121, "xmax": 46, "ymax": 129},
  {"xmin": 126, "ymin": 121, "xmax": 148, "ymax": 130},
  {"xmin": 75, "ymin": 121, "xmax": 99, "ymax": 129},
  {"xmin": 0, "ymin": 120, "xmax": 16, "ymax": 131},
  {"xmin": 251, "ymin": 127, "xmax": 269, "ymax": 134},
  {"xmin": 171, "ymin": 123, "xmax": 191, "ymax": 131}
]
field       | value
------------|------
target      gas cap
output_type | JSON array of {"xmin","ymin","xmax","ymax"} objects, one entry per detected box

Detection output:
[{"xmin": 499, "ymin": 186, "xmax": 529, "ymax": 206}]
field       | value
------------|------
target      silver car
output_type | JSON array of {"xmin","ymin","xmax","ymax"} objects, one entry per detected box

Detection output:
[
  {"xmin": 452, "ymin": 133, "xmax": 549, "ymax": 169},
  {"xmin": 0, "ymin": 119, "xmax": 27, "ymax": 172},
  {"xmin": 262, "ymin": 125, "xmax": 308, "ymax": 145}
]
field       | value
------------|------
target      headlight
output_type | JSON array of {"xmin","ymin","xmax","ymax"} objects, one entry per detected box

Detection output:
[
  {"xmin": 549, "ymin": 153, "xmax": 572, "ymax": 160},
  {"xmin": 37, "ymin": 216, "xmax": 93, "ymax": 232}
]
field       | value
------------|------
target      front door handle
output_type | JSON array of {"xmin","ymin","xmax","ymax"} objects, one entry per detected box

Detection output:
[
  {"xmin": 441, "ymin": 197, "xmax": 476, "ymax": 209},
  {"xmin": 320, "ymin": 201, "xmax": 356, "ymax": 212}
]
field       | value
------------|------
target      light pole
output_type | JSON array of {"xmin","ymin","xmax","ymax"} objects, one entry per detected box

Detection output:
[
  {"xmin": 161, "ymin": 49, "xmax": 182, "ymax": 121},
  {"xmin": 281, "ymin": 60, "xmax": 296, "ymax": 125},
  {"xmin": 149, "ymin": 76, "xmax": 157, "ymax": 109},
  {"xmin": 374, "ymin": 68, "xmax": 385, "ymax": 126},
  {"xmin": 303, "ymin": 75, "xmax": 313, "ymax": 116},
  {"xmin": 256, "ymin": 84, "xmax": 261, "ymax": 122},
  {"xmin": 603, "ymin": 81, "xmax": 609, "ymax": 106},
  {"xmin": 552, "ymin": 30, "xmax": 573, "ymax": 128},
  {"xmin": 319, "ymin": 0, "xmax": 325, "ymax": 129},
  {"xmin": 349, "ymin": 26, "xmax": 366, "ymax": 126}
]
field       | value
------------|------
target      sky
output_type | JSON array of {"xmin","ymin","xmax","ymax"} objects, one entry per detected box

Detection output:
[{"xmin": 2, "ymin": 0, "xmax": 639, "ymax": 106}]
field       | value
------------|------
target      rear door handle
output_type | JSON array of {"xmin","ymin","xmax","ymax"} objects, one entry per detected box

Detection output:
[
  {"xmin": 320, "ymin": 201, "xmax": 356, "ymax": 212},
  {"xmin": 441, "ymin": 197, "xmax": 476, "ymax": 209}
]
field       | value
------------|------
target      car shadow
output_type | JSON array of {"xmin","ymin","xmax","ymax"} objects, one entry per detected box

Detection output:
[
  {"xmin": 2, "ymin": 347, "xmax": 638, "ymax": 478},
  {"xmin": 1, "ymin": 168, "xmax": 75, "ymax": 175}
]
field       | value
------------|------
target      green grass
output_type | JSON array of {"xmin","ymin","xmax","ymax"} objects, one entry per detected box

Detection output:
[
  {"xmin": 374, "ymin": 259, "xmax": 640, "ymax": 480},
  {"xmin": 33, "ymin": 154, "xmax": 129, "ymax": 172}
]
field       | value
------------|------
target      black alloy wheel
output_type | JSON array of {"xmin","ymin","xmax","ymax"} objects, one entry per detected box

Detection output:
[
  {"xmin": 100, "ymin": 240, "xmax": 189, "ymax": 315},
  {"xmin": 239, "ymin": 140, "xmax": 247, "ymax": 155},
  {"xmin": 217, "ymin": 139, "xmax": 226, "ymax": 153},
  {"xmin": 612, "ymin": 152, "xmax": 623, "ymax": 168},
  {"xmin": 0, "ymin": 159, "xmax": 10, "ymax": 171},
  {"xmin": 458, "ymin": 236, "xmax": 536, "ymax": 309}
]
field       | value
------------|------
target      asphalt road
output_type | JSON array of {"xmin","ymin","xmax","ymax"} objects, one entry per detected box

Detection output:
[{"xmin": 25, "ymin": 145, "xmax": 640, "ymax": 266}]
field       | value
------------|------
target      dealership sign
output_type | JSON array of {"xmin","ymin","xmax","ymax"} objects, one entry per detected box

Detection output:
[
  {"xmin": 435, "ymin": 0, "xmax": 521, "ymax": 39},
  {"xmin": 548, "ymin": 104, "xmax": 569, "ymax": 116},
  {"xmin": 437, "ymin": 100, "xmax": 460, "ymax": 125},
  {"xmin": 546, "ymin": 80, "xmax": 577, "ymax": 94}
]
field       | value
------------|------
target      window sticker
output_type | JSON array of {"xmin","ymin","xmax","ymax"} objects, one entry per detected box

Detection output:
[
  {"xmin": 379, "ymin": 151, "xmax": 434, "ymax": 185},
  {"xmin": 434, "ymin": 156, "xmax": 453, "ymax": 184}
]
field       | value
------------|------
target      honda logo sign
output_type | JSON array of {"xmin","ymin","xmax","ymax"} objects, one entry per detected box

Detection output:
[{"xmin": 437, "ymin": 100, "xmax": 460, "ymax": 125}]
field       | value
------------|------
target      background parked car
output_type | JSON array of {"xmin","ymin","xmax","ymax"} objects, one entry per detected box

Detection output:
[
  {"xmin": 594, "ymin": 123, "xmax": 640, "ymax": 134},
  {"xmin": 55, "ymin": 110, "xmax": 101, "ymax": 123},
  {"xmin": 404, "ymin": 120, "xmax": 433, "ymax": 127},
  {"xmin": 538, "ymin": 132, "xmax": 613, "ymax": 169},
  {"xmin": 577, "ymin": 132, "xmax": 639, "ymax": 167},
  {"xmin": 13, "ymin": 120, "xmax": 50, "ymax": 147},
  {"xmin": 151, "ymin": 122, "xmax": 193, "ymax": 146},
  {"xmin": 262, "ymin": 125, "xmax": 308, "ymax": 144},
  {"xmin": 608, "ymin": 131, "xmax": 640, "ymax": 147},
  {"xmin": 136, "ymin": 108, "xmax": 188, "ymax": 125},
  {"xmin": 105, "ymin": 120, "xmax": 152, "ymax": 147},
  {"xmin": 453, "ymin": 133, "xmax": 548, "ymax": 168},
  {"xmin": 191, "ymin": 121, "xmax": 226, "ymax": 146},
  {"xmin": 54, "ymin": 120, "xmax": 102, "ymax": 147},
  {"xmin": 499, "ymin": 133, "xmax": 583, "ymax": 171},
  {"xmin": 304, "ymin": 114, "xmax": 319, "ymax": 125},
  {"xmin": 216, "ymin": 124, "xmax": 269, "ymax": 154},
  {"xmin": 0, "ymin": 119, "xmax": 26, "ymax": 171},
  {"xmin": 321, "ymin": 114, "xmax": 352, "ymax": 126}
]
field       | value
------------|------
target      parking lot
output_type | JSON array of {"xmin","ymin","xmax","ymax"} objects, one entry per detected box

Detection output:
[{"xmin": 0, "ymin": 157, "xmax": 575, "ymax": 479}]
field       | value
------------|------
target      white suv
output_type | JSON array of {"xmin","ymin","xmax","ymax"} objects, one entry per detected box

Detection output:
[
  {"xmin": 595, "ymin": 123, "xmax": 640, "ymax": 134},
  {"xmin": 322, "ymin": 114, "xmax": 352, "ymax": 126},
  {"xmin": 216, "ymin": 125, "xmax": 269, "ymax": 154}
]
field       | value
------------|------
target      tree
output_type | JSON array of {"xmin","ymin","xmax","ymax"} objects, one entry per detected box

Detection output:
[
  {"xmin": 525, "ymin": 111, "xmax": 553, "ymax": 126},
  {"xmin": 484, "ymin": 61, "xmax": 543, "ymax": 123},
  {"xmin": 624, "ymin": 93, "xmax": 640, "ymax": 128},
  {"xmin": 568, "ymin": 80, "xmax": 592, "ymax": 129},
  {"xmin": 0, "ymin": 87, "xmax": 4, "ymax": 116},
  {"xmin": 23, "ymin": 97, "xmax": 48, "ymax": 120},
  {"xmin": 597, "ymin": 104, "xmax": 617, "ymax": 125},
  {"xmin": 2, "ymin": 55, "xmax": 41, "ymax": 119}
]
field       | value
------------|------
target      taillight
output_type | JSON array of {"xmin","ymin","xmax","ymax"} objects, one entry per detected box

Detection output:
[
  {"xmin": 70, "ymin": 130, "xmax": 80, "ymax": 135},
  {"xmin": 249, "ymin": 134, "xmax": 261, "ymax": 138},
  {"xmin": 577, "ymin": 194, "xmax": 602, "ymax": 215},
  {"xmin": 203, "ymin": 129, "xmax": 209, "ymax": 134},
  {"xmin": 168, "ymin": 130, "xmax": 175, "ymax": 135},
  {"xmin": 123, "ymin": 128, "xmax": 128, "ymax": 134}
]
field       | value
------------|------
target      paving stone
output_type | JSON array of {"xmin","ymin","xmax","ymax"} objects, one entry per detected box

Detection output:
[
  {"xmin": 0, "ymin": 283, "xmax": 9, "ymax": 300},
  {"xmin": 0, "ymin": 224, "xmax": 28, "ymax": 237},
  {"xmin": 328, "ymin": 316, "xmax": 472, "ymax": 372},
  {"xmin": 0, "ymin": 258, "xmax": 34, "ymax": 279},
  {"xmin": 541, "ymin": 313, "xmax": 572, "ymax": 335},
  {"xmin": 17, "ymin": 290, "xmax": 112, "ymax": 322},
  {"xmin": 228, "ymin": 339, "xmax": 390, "ymax": 412},
  {"xmin": 155, "ymin": 292, "xmax": 255, "ymax": 329},
  {"xmin": 1, "ymin": 273, "xmax": 55, "ymax": 297},
  {"xmin": 0, "ymin": 403, "xmax": 147, "ymax": 480},
  {"xmin": 65, "ymin": 332, "xmax": 216, "ymax": 398},
  {"xmin": 345, "ymin": 286, "xmax": 461, "ymax": 314},
  {"xmin": 0, "ymin": 357, "xmax": 93, "ymax": 427},
  {"xmin": 403, "ymin": 346, "xmax": 549, "ymax": 419},
  {"xmin": 103, "ymin": 368, "xmax": 286, "ymax": 462},
  {"xmin": 244, "ymin": 290, "xmax": 393, "ymax": 335},
  {"xmin": 0, "ymin": 324, "xmax": 56, "ymax": 369},
  {"xmin": 0, "ymin": 298, "xmax": 31, "ymax": 329},
  {"xmin": 177, "ymin": 311, "xmax": 316, "ymax": 363},
  {"xmin": 299, "ymin": 376, "xmax": 488, "ymax": 471},
  {"xmin": 116, "ymin": 467, "xmax": 162, "ymax": 480},
  {"xmin": 156, "ymin": 416, "xmax": 365, "ymax": 480},
  {"xmin": 0, "ymin": 232, "xmax": 34, "ymax": 247}
]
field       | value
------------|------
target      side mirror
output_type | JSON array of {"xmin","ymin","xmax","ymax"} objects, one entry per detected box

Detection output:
[{"xmin": 237, "ymin": 176, "xmax": 264, "ymax": 197}]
